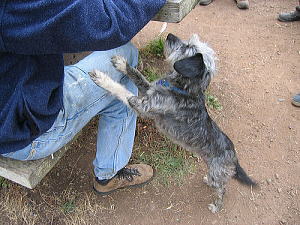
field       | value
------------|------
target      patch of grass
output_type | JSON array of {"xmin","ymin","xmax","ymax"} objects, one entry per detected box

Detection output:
[
  {"xmin": 62, "ymin": 200, "xmax": 76, "ymax": 214},
  {"xmin": 60, "ymin": 189, "xmax": 78, "ymax": 214},
  {"xmin": 1, "ymin": 193, "xmax": 38, "ymax": 225},
  {"xmin": 143, "ymin": 67, "xmax": 162, "ymax": 82},
  {"xmin": 205, "ymin": 92, "xmax": 223, "ymax": 110},
  {"xmin": 137, "ymin": 142, "xmax": 196, "ymax": 185},
  {"xmin": 134, "ymin": 124, "xmax": 196, "ymax": 186},
  {"xmin": 140, "ymin": 37, "xmax": 164, "ymax": 59},
  {"xmin": 0, "ymin": 177, "xmax": 9, "ymax": 189},
  {"xmin": 63, "ymin": 193, "xmax": 116, "ymax": 225}
]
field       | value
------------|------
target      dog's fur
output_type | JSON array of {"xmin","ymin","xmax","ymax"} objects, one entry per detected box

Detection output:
[{"xmin": 89, "ymin": 33, "xmax": 257, "ymax": 213}]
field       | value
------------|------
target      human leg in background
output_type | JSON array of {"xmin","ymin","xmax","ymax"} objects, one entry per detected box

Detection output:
[{"xmin": 199, "ymin": 0, "xmax": 249, "ymax": 10}]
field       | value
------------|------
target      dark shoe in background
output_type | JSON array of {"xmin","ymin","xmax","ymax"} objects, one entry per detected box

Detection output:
[
  {"xmin": 292, "ymin": 94, "xmax": 300, "ymax": 107},
  {"xmin": 199, "ymin": 0, "xmax": 213, "ymax": 6},
  {"xmin": 235, "ymin": 0, "xmax": 249, "ymax": 10},
  {"xmin": 278, "ymin": 6, "xmax": 300, "ymax": 22}
]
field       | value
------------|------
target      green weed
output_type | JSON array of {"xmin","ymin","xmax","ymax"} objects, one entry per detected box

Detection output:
[
  {"xmin": 143, "ymin": 67, "xmax": 162, "ymax": 82},
  {"xmin": 205, "ymin": 92, "xmax": 223, "ymax": 110},
  {"xmin": 62, "ymin": 200, "xmax": 76, "ymax": 214},
  {"xmin": 0, "ymin": 177, "xmax": 9, "ymax": 189},
  {"xmin": 140, "ymin": 37, "xmax": 164, "ymax": 59},
  {"xmin": 135, "ymin": 135, "xmax": 196, "ymax": 186}
]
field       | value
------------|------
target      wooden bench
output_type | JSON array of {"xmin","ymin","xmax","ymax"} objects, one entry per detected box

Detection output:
[
  {"xmin": 154, "ymin": 0, "xmax": 200, "ymax": 23},
  {"xmin": 0, "ymin": 0, "xmax": 200, "ymax": 189},
  {"xmin": 0, "ymin": 136, "xmax": 77, "ymax": 189}
]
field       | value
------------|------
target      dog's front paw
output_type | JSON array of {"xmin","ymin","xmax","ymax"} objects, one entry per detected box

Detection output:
[
  {"xmin": 111, "ymin": 55, "xmax": 127, "ymax": 74},
  {"xmin": 88, "ymin": 70, "xmax": 110, "ymax": 88}
]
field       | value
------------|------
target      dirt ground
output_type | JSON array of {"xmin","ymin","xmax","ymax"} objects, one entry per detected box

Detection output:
[{"xmin": 1, "ymin": 0, "xmax": 299, "ymax": 225}]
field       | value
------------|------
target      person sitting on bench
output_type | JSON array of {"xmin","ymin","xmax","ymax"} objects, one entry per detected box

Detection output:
[{"xmin": 0, "ymin": 0, "xmax": 165, "ymax": 193}]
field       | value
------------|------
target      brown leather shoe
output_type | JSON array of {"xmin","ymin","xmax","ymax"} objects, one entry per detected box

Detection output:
[{"xmin": 93, "ymin": 164, "xmax": 154, "ymax": 195}]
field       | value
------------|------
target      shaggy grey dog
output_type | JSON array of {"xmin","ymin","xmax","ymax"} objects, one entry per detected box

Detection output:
[{"xmin": 89, "ymin": 33, "xmax": 257, "ymax": 213}]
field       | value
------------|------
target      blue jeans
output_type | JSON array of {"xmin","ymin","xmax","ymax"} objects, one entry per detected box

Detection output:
[{"xmin": 1, "ymin": 42, "xmax": 138, "ymax": 180}]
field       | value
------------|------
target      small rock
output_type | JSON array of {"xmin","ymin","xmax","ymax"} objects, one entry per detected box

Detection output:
[
  {"xmin": 266, "ymin": 178, "xmax": 272, "ymax": 184},
  {"xmin": 275, "ymin": 174, "xmax": 279, "ymax": 179},
  {"xmin": 278, "ymin": 98, "xmax": 285, "ymax": 102},
  {"xmin": 277, "ymin": 188, "xmax": 282, "ymax": 193}
]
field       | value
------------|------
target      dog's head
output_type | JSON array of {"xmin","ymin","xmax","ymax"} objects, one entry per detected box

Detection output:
[{"xmin": 164, "ymin": 33, "xmax": 216, "ymax": 93}]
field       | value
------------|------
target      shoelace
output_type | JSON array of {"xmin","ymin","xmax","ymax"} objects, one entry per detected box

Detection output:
[{"xmin": 117, "ymin": 167, "xmax": 141, "ymax": 182}]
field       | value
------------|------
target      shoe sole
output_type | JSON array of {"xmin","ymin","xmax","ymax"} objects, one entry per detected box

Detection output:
[
  {"xmin": 292, "ymin": 100, "xmax": 300, "ymax": 107},
  {"xmin": 200, "ymin": 2, "xmax": 212, "ymax": 6},
  {"xmin": 278, "ymin": 17, "xmax": 293, "ymax": 22},
  {"xmin": 93, "ymin": 170, "xmax": 155, "ymax": 196}
]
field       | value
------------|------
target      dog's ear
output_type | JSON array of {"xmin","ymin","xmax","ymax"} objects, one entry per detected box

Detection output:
[{"xmin": 173, "ymin": 53, "xmax": 205, "ymax": 78}]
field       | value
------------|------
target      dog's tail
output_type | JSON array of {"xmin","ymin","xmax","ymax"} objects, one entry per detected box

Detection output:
[{"xmin": 234, "ymin": 161, "xmax": 257, "ymax": 187}]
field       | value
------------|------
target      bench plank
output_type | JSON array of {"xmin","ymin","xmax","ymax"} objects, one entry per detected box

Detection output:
[
  {"xmin": 0, "ymin": 133, "xmax": 80, "ymax": 189},
  {"xmin": 154, "ymin": 0, "xmax": 200, "ymax": 23},
  {"xmin": 0, "ymin": 146, "xmax": 69, "ymax": 189}
]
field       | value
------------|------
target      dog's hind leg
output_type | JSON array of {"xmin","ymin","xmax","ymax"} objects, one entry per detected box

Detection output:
[
  {"xmin": 203, "ymin": 175, "xmax": 213, "ymax": 187},
  {"xmin": 203, "ymin": 172, "xmax": 225, "ymax": 213},
  {"xmin": 111, "ymin": 55, "xmax": 150, "ymax": 95},
  {"xmin": 206, "ymin": 157, "xmax": 236, "ymax": 213},
  {"xmin": 88, "ymin": 70, "xmax": 134, "ymax": 106},
  {"xmin": 208, "ymin": 184, "xmax": 225, "ymax": 213}
]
